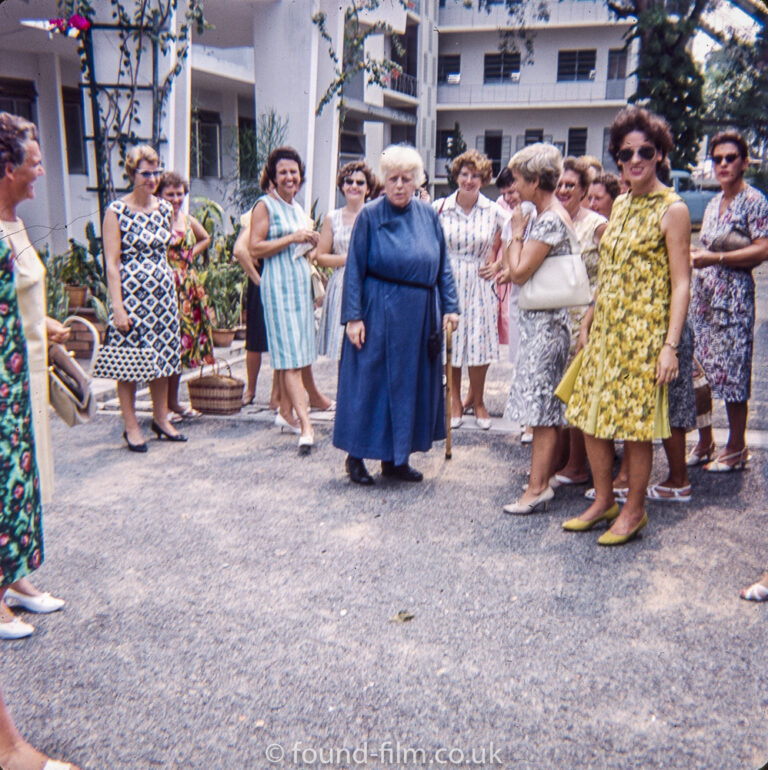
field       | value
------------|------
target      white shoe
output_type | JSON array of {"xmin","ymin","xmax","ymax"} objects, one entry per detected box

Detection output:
[
  {"xmin": 298, "ymin": 432, "xmax": 314, "ymax": 455},
  {"xmin": 520, "ymin": 430, "xmax": 533, "ymax": 444},
  {"xmin": 450, "ymin": 416, "xmax": 463, "ymax": 429},
  {"xmin": 275, "ymin": 413, "xmax": 300, "ymax": 435},
  {"xmin": 475, "ymin": 417, "xmax": 492, "ymax": 430},
  {"xmin": 44, "ymin": 761, "xmax": 77, "ymax": 770},
  {"xmin": 0, "ymin": 616, "xmax": 35, "ymax": 639},
  {"xmin": 5, "ymin": 589, "xmax": 65, "ymax": 613},
  {"xmin": 503, "ymin": 485, "xmax": 554, "ymax": 515}
]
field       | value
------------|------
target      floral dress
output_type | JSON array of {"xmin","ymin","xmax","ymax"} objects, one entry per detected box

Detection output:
[
  {"xmin": 690, "ymin": 185, "xmax": 768, "ymax": 402},
  {"xmin": 167, "ymin": 216, "xmax": 216, "ymax": 368},
  {"xmin": 567, "ymin": 189, "xmax": 680, "ymax": 441},
  {"xmin": 0, "ymin": 239, "xmax": 43, "ymax": 586}
]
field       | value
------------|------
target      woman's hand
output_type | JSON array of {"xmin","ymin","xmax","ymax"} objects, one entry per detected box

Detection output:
[
  {"xmin": 113, "ymin": 305, "xmax": 132, "ymax": 333},
  {"xmin": 508, "ymin": 205, "xmax": 529, "ymax": 236},
  {"xmin": 45, "ymin": 317, "xmax": 70, "ymax": 343},
  {"xmin": 496, "ymin": 265, "xmax": 512, "ymax": 284},
  {"xmin": 478, "ymin": 259, "xmax": 500, "ymax": 281},
  {"xmin": 346, "ymin": 319, "xmax": 366, "ymax": 350},
  {"xmin": 443, "ymin": 313, "xmax": 459, "ymax": 331},
  {"xmin": 292, "ymin": 229, "xmax": 320, "ymax": 247},
  {"xmin": 577, "ymin": 303, "xmax": 595, "ymax": 351},
  {"xmin": 656, "ymin": 345, "xmax": 679, "ymax": 385},
  {"xmin": 690, "ymin": 247, "xmax": 717, "ymax": 269}
]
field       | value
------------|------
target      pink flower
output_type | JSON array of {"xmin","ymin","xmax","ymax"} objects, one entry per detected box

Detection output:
[
  {"xmin": 181, "ymin": 333, "xmax": 193, "ymax": 351},
  {"xmin": 9, "ymin": 352, "xmax": 23, "ymax": 374},
  {"xmin": 13, "ymin": 483, "xmax": 24, "ymax": 500},
  {"xmin": 49, "ymin": 17, "xmax": 68, "ymax": 33},
  {"xmin": 68, "ymin": 14, "xmax": 90, "ymax": 31},
  {"xmin": 0, "ymin": 383, "xmax": 9, "ymax": 398},
  {"xmin": 0, "ymin": 533, "xmax": 9, "ymax": 547},
  {"xmin": 0, "ymin": 302, "xmax": 8, "ymax": 315},
  {"xmin": 30, "ymin": 549, "xmax": 42, "ymax": 568},
  {"xmin": 20, "ymin": 451, "xmax": 32, "ymax": 472}
]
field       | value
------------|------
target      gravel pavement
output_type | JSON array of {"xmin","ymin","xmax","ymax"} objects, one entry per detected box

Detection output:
[{"xmin": 3, "ymin": 266, "xmax": 768, "ymax": 770}]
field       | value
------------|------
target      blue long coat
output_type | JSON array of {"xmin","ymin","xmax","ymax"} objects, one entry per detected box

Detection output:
[{"xmin": 333, "ymin": 196, "xmax": 460, "ymax": 465}]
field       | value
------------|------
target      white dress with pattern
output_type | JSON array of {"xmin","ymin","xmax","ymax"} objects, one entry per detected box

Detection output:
[
  {"xmin": 317, "ymin": 208, "xmax": 352, "ymax": 361},
  {"xmin": 434, "ymin": 192, "xmax": 506, "ymax": 367}
]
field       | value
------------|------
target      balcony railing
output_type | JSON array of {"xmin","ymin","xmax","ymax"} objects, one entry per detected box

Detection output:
[
  {"xmin": 387, "ymin": 71, "xmax": 419, "ymax": 98},
  {"xmin": 436, "ymin": 79, "xmax": 628, "ymax": 106},
  {"xmin": 438, "ymin": 0, "xmax": 620, "ymax": 29}
]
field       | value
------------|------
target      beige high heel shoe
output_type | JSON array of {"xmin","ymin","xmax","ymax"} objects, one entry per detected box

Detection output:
[{"xmin": 704, "ymin": 447, "xmax": 749, "ymax": 472}]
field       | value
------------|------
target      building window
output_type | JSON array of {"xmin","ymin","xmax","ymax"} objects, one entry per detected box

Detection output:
[
  {"xmin": 557, "ymin": 49, "xmax": 597, "ymax": 81},
  {"xmin": 525, "ymin": 129, "xmax": 543, "ymax": 145},
  {"xmin": 190, "ymin": 109, "xmax": 221, "ymax": 179},
  {"xmin": 607, "ymin": 49, "xmax": 627, "ymax": 80},
  {"xmin": 62, "ymin": 87, "xmax": 87, "ymax": 175},
  {"xmin": 480, "ymin": 131, "xmax": 507, "ymax": 176},
  {"xmin": 437, "ymin": 55, "xmax": 461, "ymax": 84},
  {"xmin": 436, "ymin": 128, "xmax": 455, "ymax": 158},
  {"xmin": 237, "ymin": 116, "xmax": 258, "ymax": 180},
  {"xmin": 0, "ymin": 78, "xmax": 36, "ymax": 122},
  {"xmin": 484, "ymin": 52, "xmax": 521, "ymax": 83},
  {"xmin": 567, "ymin": 128, "xmax": 588, "ymax": 157}
]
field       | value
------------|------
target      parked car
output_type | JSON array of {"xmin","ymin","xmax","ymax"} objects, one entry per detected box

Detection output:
[{"xmin": 670, "ymin": 170, "xmax": 719, "ymax": 226}]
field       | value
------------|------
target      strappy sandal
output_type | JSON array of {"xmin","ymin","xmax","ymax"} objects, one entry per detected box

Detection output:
[
  {"xmin": 646, "ymin": 483, "xmax": 692, "ymax": 503},
  {"xmin": 704, "ymin": 448, "xmax": 750, "ymax": 473},
  {"xmin": 740, "ymin": 581, "xmax": 768, "ymax": 602},
  {"xmin": 686, "ymin": 442, "xmax": 715, "ymax": 467},
  {"xmin": 585, "ymin": 486, "xmax": 628, "ymax": 502}
]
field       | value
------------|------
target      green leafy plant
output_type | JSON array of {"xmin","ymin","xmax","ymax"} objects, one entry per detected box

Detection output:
[
  {"xmin": 199, "ymin": 214, "xmax": 246, "ymax": 329},
  {"xmin": 42, "ymin": 245, "xmax": 71, "ymax": 322}
]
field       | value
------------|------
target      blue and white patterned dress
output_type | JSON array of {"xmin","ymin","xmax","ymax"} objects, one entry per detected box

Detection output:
[
  {"xmin": 259, "ymin": 193, "xmax": 317, "ymax": 370},
  {"xmin": 106, "ymin": 199, "xmax": 181, "ymax": 379},
  {"xmin": 317, "ymin": 208, "xmax": 352, "ymax": 361},
  {"xmin": 433, "ymin": 192, "xmax": 506, "ymax": 367}
]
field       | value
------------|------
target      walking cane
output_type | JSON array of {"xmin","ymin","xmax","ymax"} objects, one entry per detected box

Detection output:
[{"xmin": 445, "ymin": 323, "xmax": 453, "ymax": 460}]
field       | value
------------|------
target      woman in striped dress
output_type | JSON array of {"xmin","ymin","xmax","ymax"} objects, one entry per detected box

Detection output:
[
  {"xmin": 316, "ymin": 161, "xmax": 376, "ymax": 361},
  {"xmin": 248, "ymin": 147, "xmax": 319, "ymax": 453}
]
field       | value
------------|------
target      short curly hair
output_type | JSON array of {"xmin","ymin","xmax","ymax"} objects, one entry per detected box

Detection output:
[
  {"xmin": 562, "ymin": 156, "xmax": 591, "ymax": 191},
  {"xmin": 336, "ymin": 160, "xmax": 377, "ymax": 198},
  {"xmin": 608, "ymin": 106, "xmax": 673, "ymax": 168},
  {"xmin": 0, "ymin": 112, "xmax": 38, "ymax": 180},
  {"xmin": 264, "ymin": 146, "xmax": 305, "ymax": 188},
  {"xmin": 508, "ymin": 143, "xmax": 563, "ymax": 193},
  {"xmin": 710, "ymin": 130, "xmax": 749, "ymax": 161},
  {"xmin": 157, "ymin": 170, "xmax": 189, "ymax": 195},
  {"xmin": 590, "ymin": 172, "xmax": 621, "ymax": 201},
  {"xmin": 124, "ymin": 144, "xmax": 160, "ymax": 182},
  {"xmin": 379, "ymin": 144, "xmax": 425, "ymax": 187},
  {"xmin": 451, "ymin": 149, "xmax": 493, "ymax": 185}
]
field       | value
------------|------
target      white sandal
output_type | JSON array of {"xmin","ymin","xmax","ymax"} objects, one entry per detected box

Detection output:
[
  {"xmin": 740, "ymin": 581, "xmax": 768, "ymax": 602},
  {"xmin": 646, "ymin": 484, "xmax": 692, "ymax": 503}
]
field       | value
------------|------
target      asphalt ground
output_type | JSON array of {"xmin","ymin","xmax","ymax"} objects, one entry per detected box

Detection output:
[{"xmin": 3, "ymin": 264, "xmax": 768, "ymax": 769}]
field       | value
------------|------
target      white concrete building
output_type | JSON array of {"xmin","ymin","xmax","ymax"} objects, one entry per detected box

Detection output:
[{"xmin": 434, "ymin": 0, "xmax": 637, "ymax": 188}]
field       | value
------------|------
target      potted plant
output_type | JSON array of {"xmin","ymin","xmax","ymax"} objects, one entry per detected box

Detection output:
[
  {"xmin": 203, "ymin": 254, "xmax": 246, "ymax": 348},
  {"xmin": 60, "ymin": 222, "xmax": 108, "ymax": 310}
]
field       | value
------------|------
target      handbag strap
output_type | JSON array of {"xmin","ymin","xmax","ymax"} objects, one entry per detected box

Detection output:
[{"xmin": 63, "ymin": 315, "xmax": 101, "ymax": 375}]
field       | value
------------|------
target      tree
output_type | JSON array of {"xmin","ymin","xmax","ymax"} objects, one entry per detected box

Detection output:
[{"xmin": 445, "ymin": 122, "xmax": 467, "ymax": 190}]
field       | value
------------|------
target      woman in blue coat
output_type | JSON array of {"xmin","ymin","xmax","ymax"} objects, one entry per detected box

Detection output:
[{"xmin": 333, "ymin": 145, "xmax": 460, "ymax": 484}]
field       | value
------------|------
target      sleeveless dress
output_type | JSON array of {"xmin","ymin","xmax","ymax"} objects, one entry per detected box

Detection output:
[
  {"xmin": 0, "ymin": 238, "xmax": 44, "ymax": 586},
  {"xmin": 317, "ymin": 208, "xmax": 352, "ymax": 361},
  {"xmin": 567, "ymin": 189, "xmax": 680, "ymax": 441},
  {"xmin": 259, "ymin": 193, "xmax": 316, "ymax": 370},
  {"xmin": 105, "ymin": 199, "xmax": 181, "ymax": 379},
  {"xmin": 166, "ymin": 216, "xmax": 216, "ymax": 368},
  {"xmin": 1, "ymin": 216, "xmax": 54, "ymax": 505}
]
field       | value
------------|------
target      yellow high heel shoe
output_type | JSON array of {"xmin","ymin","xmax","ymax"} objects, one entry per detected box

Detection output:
[
  {"xmin": 562, "ymin": 503, "xmax": 620, "ymax": 532},
  {"xmin": 597, "ymin": 512, "xmax": 648, "ymax": 546}
]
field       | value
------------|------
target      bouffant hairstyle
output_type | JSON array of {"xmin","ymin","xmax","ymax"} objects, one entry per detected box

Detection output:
[
  {"xmin": 451, "ymin": 149, "xmax": 493, "ymax": 185},
  {"xmin": 379, "ymin": 144, "xmax": 425, "ymax": 187},
  {"xmin": 125, "ymin": 144, "xmax": 160, "ymax": 182},
  {"xmin": 590, "ymin": 172, "xmax": 621, "ymax": 201},
  {"xmin": 157, "ymin": 171, "xmax": 189, "ymax": 195},
  {"xmin": 336, "ymin": 160, "xmax": 377, "ymax": 199},
  {"xmin": 0, "ymin": 112, "xmax": 38, "ymax": 179},
  {"xmin": 710, "ymin": 130, "xmax": 749, "ymax": 161},
  {"xmin": 608, "ymin": 106, "xmax": 673, "ymax": 168},
  {"xmin": 562, "ymin": 156, "xmax": 592, "ymax": 191},
  {"xmin": 265, "ymin": 146, "xmax": 305, "ymax": 187},
  {"xmin": 656, "ymin": 157, "xmax": 672, "ymax": 185},
  {"xmin": 508, "ymin": 143, "xmax": 563, "ymax": 193}
]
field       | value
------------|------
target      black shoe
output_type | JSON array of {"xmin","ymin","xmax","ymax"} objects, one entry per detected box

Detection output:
[
  {"xmin": 346, "ymin": 455, "xmax": 374, "ymax": 485},
  {"xmin": 381, "ymin": 461, "xmax": 423, "ymax": 482},
  {"xmin": 123, "ymin": 431, "xmax": 148, "ymax": 453},
  {"xmin": 150, "ymin": 420, "xmax": 188, "ymax": 442}
]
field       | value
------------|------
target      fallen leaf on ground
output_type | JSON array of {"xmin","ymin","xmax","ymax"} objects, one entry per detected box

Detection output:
[{"xmin": 390, "ymin": 610, "xmax": 415, "ymax": 623}]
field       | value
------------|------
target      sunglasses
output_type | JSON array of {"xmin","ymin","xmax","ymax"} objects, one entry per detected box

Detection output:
[
  {"xmin": 616, "ymin": 145, "xmax": 656, "ymax": 164},
  {"xmin": 137, "ymin": 168, "xmax": 163, "ymax": 178},
  {"xmin": 344, "ymin": 178, "xmax": 366, "ymax": 187},
  {"xmin": 712, "ymin": 153, "xmax": 740, "ymax": 165}
]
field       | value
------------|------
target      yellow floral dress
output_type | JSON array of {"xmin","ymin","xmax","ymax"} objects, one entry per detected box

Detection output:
[{"xmin": 566, "ymin": 189, "xmax": 680, "ymax": 441}]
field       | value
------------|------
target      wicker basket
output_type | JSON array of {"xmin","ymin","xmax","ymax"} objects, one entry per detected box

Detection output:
[{"xmin": 187, "ymin": 360, "xmax": 244, "ymax": 415}]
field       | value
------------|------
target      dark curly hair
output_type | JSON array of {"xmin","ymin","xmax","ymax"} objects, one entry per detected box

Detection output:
[
  {"xmin": 0, "ymin": 112, "xmax": 38, "ymax": 180},
  {"xmin": 710, "ymin": 130, "xmax": 749, "ymax": 162},
  {"xmin": 336, "ymin": 160, "xmax": 377, "ymax": 198},
  {"xmin": 157, "ymin": 170, "xmax": 189, "ymax": 195},
  {"xmin": 590, "ymin": 172, "xmax": 621, "ymax": 201},
  {"xmin": 608, "ymin": 106, "xmax": 673, "ymax": 169},
  {"xmin": 264, "ymin": 146, "xmax": 305, "ymax": 188},
  {"xmin": 562, "ymin": 156, "xmax": 591, "ymax": 191}
]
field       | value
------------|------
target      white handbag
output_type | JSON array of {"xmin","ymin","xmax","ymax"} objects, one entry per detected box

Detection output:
[{"xmin": 518, "ymin": 226, "xmax": 591, "ymax": 311}]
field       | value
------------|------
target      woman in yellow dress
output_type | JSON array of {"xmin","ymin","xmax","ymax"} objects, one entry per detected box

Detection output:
[{"xmin": 564, "ymin": 107, "xmax": 691, "ymax": 545}]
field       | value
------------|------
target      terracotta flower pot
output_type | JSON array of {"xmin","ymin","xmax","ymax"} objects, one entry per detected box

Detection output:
[
  {"xmin": 211, "ymin": 328, "xmax": 236, "ymax": 348},
  {"xmin": 65, "ymin": 284, "xmax": 88, "ymax": 309}
]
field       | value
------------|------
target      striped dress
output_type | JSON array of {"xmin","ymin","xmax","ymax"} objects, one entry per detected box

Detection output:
[
  {"xmin": 317, "ymin": 208, "xmax": 352, "ymax": 360},
  {"xmin": 259, "ymin": 193, "xmax": 317, "ymax": 370}
]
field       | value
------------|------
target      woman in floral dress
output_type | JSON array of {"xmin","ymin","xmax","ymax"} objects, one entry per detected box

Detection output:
[
  {"xmin": 688, "ymin": 131, "xmax": 768, "ymax": 472},
  {"xmin": 565, "ymin": 107, "xmax": 691, "ymax": 546},
  {"xmin": 158, "ymin": 172, "xmax": 214, "ymax": 418}
]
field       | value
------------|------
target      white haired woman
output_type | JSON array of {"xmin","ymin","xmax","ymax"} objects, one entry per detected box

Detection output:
[
  {"xmin": 499, "ymin": 143, "xmax": 576, "ymax": 514},
  {"xmin": 333, "ymin": 145, "xmax": 459, "ymax": 484}
]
